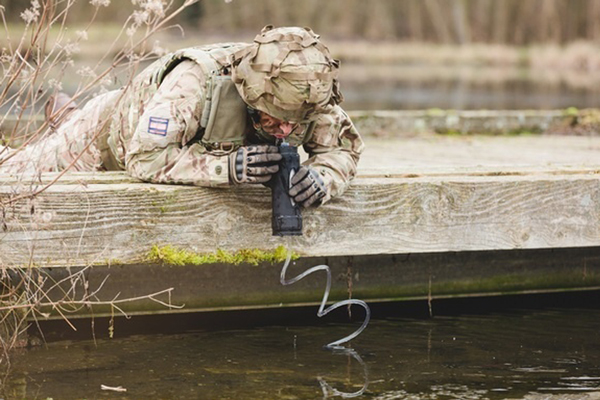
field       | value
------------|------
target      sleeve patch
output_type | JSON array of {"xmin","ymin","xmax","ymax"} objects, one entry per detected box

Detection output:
[{"xmin": 148, "ymin": 117, "xmax": 169, "ymax": 136}]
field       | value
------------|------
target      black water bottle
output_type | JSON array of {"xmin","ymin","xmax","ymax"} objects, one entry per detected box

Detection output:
[{"xmin": 271, "ymin": 143, "xmax": 303, "ymax": 236}]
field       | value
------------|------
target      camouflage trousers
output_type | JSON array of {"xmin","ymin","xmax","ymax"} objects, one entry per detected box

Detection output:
[{"xmin": 0, "ymin": 91, "xmax": 120, "ymax": 176}]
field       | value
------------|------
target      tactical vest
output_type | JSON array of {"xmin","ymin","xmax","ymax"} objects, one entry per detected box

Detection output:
[
  {"xmin": 100, "ymin": 43, "xmax": 316, "ymax": 170},
  {"xmin": 151, "ymin": 44, "xmax": 316, "ymax": 149},
  {"xmin": 152, "ymin": 43, "xmax": 251, "ymax": 152}
]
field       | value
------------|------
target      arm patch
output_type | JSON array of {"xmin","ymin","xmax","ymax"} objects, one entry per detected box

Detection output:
[{"xmin": 148, "ymin": 116, "xmax": 169, "ymax": 136}]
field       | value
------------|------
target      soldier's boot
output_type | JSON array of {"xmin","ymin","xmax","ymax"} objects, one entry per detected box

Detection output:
[{"xmin": 44, "ymin": 92, "xmax": 78, "ymax": 130}]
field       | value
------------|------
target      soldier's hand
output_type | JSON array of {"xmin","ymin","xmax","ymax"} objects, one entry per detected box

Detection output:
[
  {"xmin": 229, "ymin": 145, "xmax": 282, "ymax": 184},
  {"xmin": 289, "ymin": 166, "xmax": 329, "ymax": 207}
]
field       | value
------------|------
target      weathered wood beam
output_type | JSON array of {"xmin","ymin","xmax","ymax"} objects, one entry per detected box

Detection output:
[{"xmin": 1, "ymin": 168, "xmax": 599, "ymax": 267}]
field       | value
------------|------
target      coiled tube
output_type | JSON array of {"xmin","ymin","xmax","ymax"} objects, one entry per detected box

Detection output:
[
  {"xmin": 318, "ymin": 348, "xmax": 369, "ymax": 398},
  {"xmin": 279, "ymin": 248, "xmax": 371, "ymax": 350}
]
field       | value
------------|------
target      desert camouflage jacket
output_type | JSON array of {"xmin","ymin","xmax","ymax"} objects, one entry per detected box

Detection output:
[{"xmin": 106, "ymin": 44, "xmax": 364, "ymax": 203}]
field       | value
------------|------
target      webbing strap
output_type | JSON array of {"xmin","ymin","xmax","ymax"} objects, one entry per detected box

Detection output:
[
  {"xmin": 263, "ymin": 77, "xmax": 274, "ymax": 97},
  {"xmin": 308, "ymin": 81, "xmax": 318, "ymax": 103},
  {"xmin": 255, "ymin": 32, "xmax": 316, "ymax": 46},
  {"xmin": 215, "ymin": 44, "xmax": 255, "ymax": 67},
  {"xmin": 271, "ymin": 95, "xmax": 309, "ymax": 111},
  {"xmin": 281, "ymin": 71, "xmax": 335, "ymax": 81},
  {"xmin": 96, "ymin": 129, "xmax": 121, "ymax": 171},
  {"xmin": 250, "ymin": 66, "xmax": 336, "ymax": 81},
  {"xmin": 250, "ymin": 63, "xmax": 272, "ymax": 73}
]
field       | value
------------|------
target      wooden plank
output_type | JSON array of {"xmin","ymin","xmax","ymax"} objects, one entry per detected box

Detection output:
[{"xmin": 1, "ymin": 168, "xmax": 599, "ymax": 267}]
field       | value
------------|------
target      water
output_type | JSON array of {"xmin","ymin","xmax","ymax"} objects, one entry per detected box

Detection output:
[
  {"xmin": 6, "ymin": 65, "xmax": 600, "ymax": 119},
  {"xmin": 341, "ymin": 75, "xmax": 600, "ymax": 111},
  {"xmin": 336, "ymin": 64, "xmax": 600, "ymax": 111},
  {"xmin": 4, "ymin": 304, "xmax": 600, "ymax": 399}
]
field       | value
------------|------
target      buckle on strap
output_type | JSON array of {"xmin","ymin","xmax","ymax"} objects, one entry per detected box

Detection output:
[{"xmin": 206, "ymin": 141, "xmax": 237, "ymax": 156}]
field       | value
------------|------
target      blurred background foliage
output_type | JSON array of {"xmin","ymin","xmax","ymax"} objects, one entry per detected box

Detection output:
[
  {"xmin": 3, "ymin": 0, "xmax": 600, "ymax": 110},
  {"xmin": 4, "ymin": 0, "xmax": 600, "ymax": 44}
]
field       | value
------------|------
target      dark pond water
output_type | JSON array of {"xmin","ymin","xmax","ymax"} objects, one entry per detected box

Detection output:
[
  {"xmin": 4, "ymin": 303, "xmax": 600, "ymax": 399},
  {"xmin": 341, "ymin": 73, "xmax": 600, "ymax": 111}
]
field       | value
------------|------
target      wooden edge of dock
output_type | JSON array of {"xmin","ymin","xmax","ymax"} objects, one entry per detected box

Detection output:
[
  {"xmin": 1, "ymin": 167, "xmax": 599, "ymax": 267},
  {"xmin": 1, "ymin": 168, "xmax": 599, "ymax": 323}
]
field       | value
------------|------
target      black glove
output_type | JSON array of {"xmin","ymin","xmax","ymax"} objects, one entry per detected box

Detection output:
[
  {"xmin": 229, "ymin": 145, "xmax": 282, "ymax": 184},
  {"xmin": 289, "ymin": 166, "xmax": 329, "ymax": 207}
]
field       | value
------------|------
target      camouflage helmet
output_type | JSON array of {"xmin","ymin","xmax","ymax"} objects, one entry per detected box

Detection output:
[{"xmin": 232, "ymin": 25, "xmax": 342, "ymax": 122}]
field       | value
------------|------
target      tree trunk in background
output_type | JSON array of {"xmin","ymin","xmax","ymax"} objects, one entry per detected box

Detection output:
[
  {"xmin": 407, "ymin": 0, "xmax": 424, "ymax": 41},
  {"xmin": 332, "ymin": 0, "xmax": 360, "ymax": 38},
  {"xmin": 587, "ymin": 0, "xmax": 600, "ymax": 40},
  {"xmin": 6, "ymin": 0, "xmax": 600, "ymax": 45},
  {"xmin": 471, "ymin": 0, "xmax": 492, "ymax": 42},
  {"xmin": 565, "ymin": 0, "xmax": 576, "ymax": 42},
  {"xmin": 492, "ymin": 0, "xmax": 509, "ymax": 44},
  {"xmin": 423, "ymin": 0, "xmax": 453, "ymax": 43},
  {"xmin": 513, "ymin": 1, "xmax": 535, "ymax": 45},
  {"xmin": 539, "ymin": 0, "xmax": 562, "ymax": 44},
  {"xmin": 365, "ymin": 0, "xmax": 396, "ymax": 40},
  {"xmin": 451, "ymin": 0, "xmax": 471, "ymax": 44}
]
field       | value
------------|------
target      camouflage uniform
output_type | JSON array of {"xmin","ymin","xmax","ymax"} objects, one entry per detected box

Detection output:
[
  {"xmin": 0, "ymin": 90, "xmax": 118, "ymax": 175},
  {"xmin": 0, "ymin": 28, "xmax": 364, "ymax": 204}
]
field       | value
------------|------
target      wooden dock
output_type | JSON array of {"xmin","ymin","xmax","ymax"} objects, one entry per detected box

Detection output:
[{"xmin": 1, "ymin": 114, "xmax": 600, "ymax": 322}]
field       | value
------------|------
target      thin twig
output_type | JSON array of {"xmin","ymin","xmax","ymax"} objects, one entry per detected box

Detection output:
[{"xmin": 0, "ymin": 287, "xmax": 183, "ymax": 311}]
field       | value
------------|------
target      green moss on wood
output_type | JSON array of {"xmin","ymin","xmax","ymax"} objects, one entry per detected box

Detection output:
[{"xmin": 147, "ymin": 245, "xmax": 299, "ymax": 266}]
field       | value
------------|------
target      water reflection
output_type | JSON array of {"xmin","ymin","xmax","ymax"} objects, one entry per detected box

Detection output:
[
  {"xmin": 318, "ymin": 348, "xmax": 369, "ymax": 398},
  {"xmin": 343, "ymin": 78, "xmax": 600, "ymax": 111},
  {"xmin": 4, "ymin": 306, "xmax": 600, "ymax": 399},
  {"xmin": 339, "ymin": 64, "xmax": 600, "ymax": 111}
]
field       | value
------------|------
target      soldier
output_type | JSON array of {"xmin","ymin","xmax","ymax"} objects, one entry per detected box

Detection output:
[{"xmin": 0, "ymin": 26, "xmax": 364, "ymax": 207}]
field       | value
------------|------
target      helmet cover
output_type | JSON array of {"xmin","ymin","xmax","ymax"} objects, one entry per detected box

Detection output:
[{"xmin": 232, "ymin": 25, "xmax": 342, "ymax": 122}]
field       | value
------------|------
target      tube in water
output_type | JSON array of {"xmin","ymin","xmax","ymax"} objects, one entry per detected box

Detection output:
[
  {"xmin": 280, "ymin": 248, "xmax": 371, "ymax": 350},
  {"xmin": 318, "ymin": 348, "xmax": 369, "ymax": 398}
]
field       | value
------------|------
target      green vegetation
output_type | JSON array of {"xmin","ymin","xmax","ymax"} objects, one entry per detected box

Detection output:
[
  {"xmin": 564, "ymin": 106, "xmax": 580, "ymax": 117},
  {"xmin": 578, "ymin": 109, "xmax": 600, "ymax": 125},
  {"xmin": 147, "ymin": 245, "xmax": 299, "ymax": 266}
]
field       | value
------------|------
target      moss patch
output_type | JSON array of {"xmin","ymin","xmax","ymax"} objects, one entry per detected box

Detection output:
[{"xmin": 147, "ymin": 245, "xmax": 299, "ymax": 266}]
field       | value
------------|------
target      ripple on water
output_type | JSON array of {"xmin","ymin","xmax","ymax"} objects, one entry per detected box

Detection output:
[{"xmin": 4, "ymin": 306, "xmax": 600, "ymax": 399}]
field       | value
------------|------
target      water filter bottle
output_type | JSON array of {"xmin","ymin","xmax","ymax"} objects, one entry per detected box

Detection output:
[{"xmin": 271, "ymin": 143, "xmax": 302, "ymax": 236}]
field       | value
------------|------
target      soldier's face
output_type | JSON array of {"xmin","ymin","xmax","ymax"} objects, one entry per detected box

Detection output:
[{"xmin": 257, "ymin": 111, "xmax": 298, "ymax": 139}]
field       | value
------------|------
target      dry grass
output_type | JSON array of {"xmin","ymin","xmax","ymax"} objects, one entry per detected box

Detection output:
[{"xmin": 0, "ymin": 0, "xmax": 199, "ymax": 369}]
